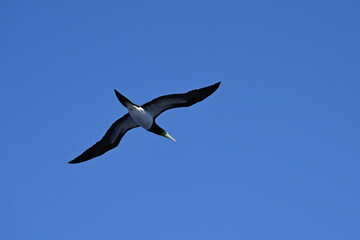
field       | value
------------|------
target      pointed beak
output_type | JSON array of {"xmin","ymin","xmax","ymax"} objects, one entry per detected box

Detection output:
[{"xmin": 163, "ymin": 132, "xmax": 177, "ymax": 142}]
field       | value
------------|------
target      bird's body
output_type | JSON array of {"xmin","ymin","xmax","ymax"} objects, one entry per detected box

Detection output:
[
  {"xmin": 128, "ymin": 106, "xmax": 153, "ymax": 130},
  {"xmin": 69, "ymin": 82, "xmax": 220, "ymax": 164}
]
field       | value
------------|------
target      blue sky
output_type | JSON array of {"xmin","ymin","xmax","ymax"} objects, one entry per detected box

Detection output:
[{"xmin": 1, "ymin": 0, "xmax": 359, "ymax": 239}]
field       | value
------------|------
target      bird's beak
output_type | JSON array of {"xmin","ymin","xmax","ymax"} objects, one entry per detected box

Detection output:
[{"xmin": 163, "ymin": 132, "xmax": 177, "ymax": 142}]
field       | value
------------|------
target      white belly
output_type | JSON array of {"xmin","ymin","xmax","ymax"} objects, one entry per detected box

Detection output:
[{"xmin": 129, "ymin": 106, "xmax": 153, "ymax": 130}]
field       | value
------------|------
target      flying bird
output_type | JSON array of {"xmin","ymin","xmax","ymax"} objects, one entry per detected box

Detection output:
[{"xmin": 69, "ymin": 82, "xmax": 221, "ymax": 164}]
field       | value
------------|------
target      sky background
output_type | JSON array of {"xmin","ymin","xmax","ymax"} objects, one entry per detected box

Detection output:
[{"xmin": 1, "ymin": 0, "xmax": 360, "ymax": 239}]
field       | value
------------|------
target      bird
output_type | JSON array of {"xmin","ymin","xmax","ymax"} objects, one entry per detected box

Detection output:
[{"xmin": 69, "ymin": 82, "xmax": 221, "ymax": 164}]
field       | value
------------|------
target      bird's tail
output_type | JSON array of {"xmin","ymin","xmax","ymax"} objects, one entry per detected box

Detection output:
[{"xmin": 114, "ymin": 89, "xmax": 135, "ymax": 108}]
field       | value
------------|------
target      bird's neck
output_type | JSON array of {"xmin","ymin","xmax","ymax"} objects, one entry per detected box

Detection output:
[{"xmin": 148, "ymin": 123, "xmax": 165, "ymax": 136}]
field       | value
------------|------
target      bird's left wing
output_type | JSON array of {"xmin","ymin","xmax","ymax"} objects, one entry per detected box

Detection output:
[{"xmin": 69, "ymin": 113, "xmax": 139, "ymax": 164}]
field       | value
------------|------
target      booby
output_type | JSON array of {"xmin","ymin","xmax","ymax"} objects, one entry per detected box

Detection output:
[{"xmin": 69, "ymin": 82, "xmax": 221, "ymax": 164}]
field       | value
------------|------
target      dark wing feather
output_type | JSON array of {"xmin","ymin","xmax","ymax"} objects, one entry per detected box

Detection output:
[
  {"xmin": 69, "ymin": 113, "xmax": 138, "ymax": 164},
  {"xmin": 142, "ymin": 82, "xmax": 220, "ymax": 118}
]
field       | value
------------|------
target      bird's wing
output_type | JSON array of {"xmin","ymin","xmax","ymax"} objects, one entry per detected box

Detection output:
[
  {"xmin": 69, "ymin": 113, "xmax": 139, "ymax": 164},
  {"xmin": 142, "ymin": 82, "xmax": 220, "ymax": 118}
]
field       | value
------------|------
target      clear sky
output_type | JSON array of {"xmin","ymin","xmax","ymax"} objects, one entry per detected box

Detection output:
[{"xmin": 1, "ymin": 0, "xmax": 359, "ymax": 239}]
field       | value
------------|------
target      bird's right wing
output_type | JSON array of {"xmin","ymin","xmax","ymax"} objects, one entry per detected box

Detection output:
[
  {"xmin": 142, "ymin": 82, "xmax": 220, "ymax": 119},
  {"xmin": 69, "ymin": 113, "xmax": 139, "ymax": 164}
]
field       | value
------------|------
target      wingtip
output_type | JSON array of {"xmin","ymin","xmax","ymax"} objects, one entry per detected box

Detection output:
[
  {"xmin": 207, "ymin": 82, "xmax": 221, "ymax": 91},
  {"xmin": 206, "ymin": 81, "xmax": 221, "ymax": 94},
  {"xmin": 68, "ymin": 157, "xmax": 84, "ymax": 164}
]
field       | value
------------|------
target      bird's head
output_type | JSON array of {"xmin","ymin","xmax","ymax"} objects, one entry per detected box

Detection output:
[{"xmin": 161, "ymin": 131, "xmax": 177, "ymax": 142}]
